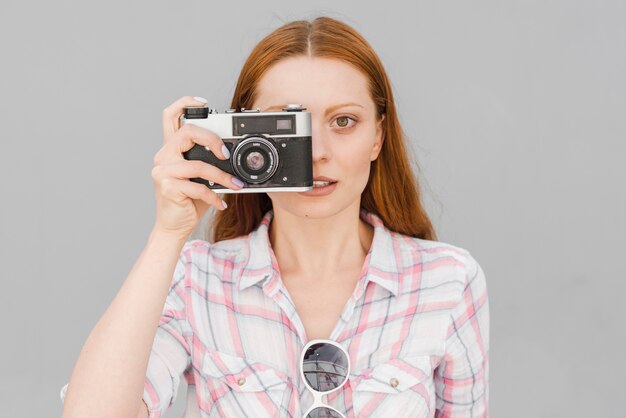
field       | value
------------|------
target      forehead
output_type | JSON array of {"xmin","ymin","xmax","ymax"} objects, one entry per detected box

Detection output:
[{"xmin": 254, "ymin": 56, "xmax": 373, "ymax": 110}]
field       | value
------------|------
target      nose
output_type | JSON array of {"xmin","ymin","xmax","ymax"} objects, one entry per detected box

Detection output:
[{"xmin": 310, "ymin": 119, "xmax": 330, "ymax": 162}]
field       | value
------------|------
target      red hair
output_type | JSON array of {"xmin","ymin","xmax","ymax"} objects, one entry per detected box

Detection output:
[{"xmin": 210, "ymin": 16, "xmax": 436, "ymax": 242}]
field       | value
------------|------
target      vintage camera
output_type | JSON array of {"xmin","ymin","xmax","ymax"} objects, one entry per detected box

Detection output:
[{"xmin": 181, "ymin": 104, "xmax": 313, "ymax": 193}]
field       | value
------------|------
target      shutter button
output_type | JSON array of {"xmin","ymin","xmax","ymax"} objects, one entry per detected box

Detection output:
[
  {"xmin": 237, "ymin": 377, "xmax": 246, "ymax": 386},
  {"xmin": 389, "ymin": 377, "xmax": 399, "ymax": 388}
]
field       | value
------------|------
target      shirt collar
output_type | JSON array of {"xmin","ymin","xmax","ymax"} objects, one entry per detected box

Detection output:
[
  {"xmin": 238, "ymin": 208, "xmax": 401, "ymax": 297},
  {"xmin": 238, "ymin": 209, "xmax": 276, "ymax": 293}
]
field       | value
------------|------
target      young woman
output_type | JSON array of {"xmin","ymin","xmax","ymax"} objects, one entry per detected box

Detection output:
[{"xmin": 61, "ymin": 16, "xmax": 489, "ymax": 418}]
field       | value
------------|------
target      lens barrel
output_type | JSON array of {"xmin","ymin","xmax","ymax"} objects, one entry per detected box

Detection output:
[{"xmin": 232, "ymin": 136, "xmax": 279, "ymax": 183}]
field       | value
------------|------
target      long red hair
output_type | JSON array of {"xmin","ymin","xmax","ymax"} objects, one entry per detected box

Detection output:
[{"xmin": 210, "ymin": 16, "xmax": 436, "ymax": 242}]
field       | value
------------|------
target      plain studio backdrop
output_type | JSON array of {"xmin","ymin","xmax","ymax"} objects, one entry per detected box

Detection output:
[{"xmin": 1, "ymin": 1, "xmax": 624, "ymax": 417}]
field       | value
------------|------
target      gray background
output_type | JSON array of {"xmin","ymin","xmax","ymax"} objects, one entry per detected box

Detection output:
[{"xmin": 1, "ymin": 1, "xmax": 624, "ymax": 417}]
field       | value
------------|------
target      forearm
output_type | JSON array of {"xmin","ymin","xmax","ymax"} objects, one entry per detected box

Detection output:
[{"xmin": 61, "ymin": 228, "xmax": 189, "ymax": 418}]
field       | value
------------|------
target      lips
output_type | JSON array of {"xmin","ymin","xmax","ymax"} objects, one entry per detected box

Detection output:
[
  {"xmin": 312, "ymin": 176, "xmax": 337, "ymax": 187},
  {"xmin": 299, "ymin": 180, "xmax": 338, "ymax": 196}
]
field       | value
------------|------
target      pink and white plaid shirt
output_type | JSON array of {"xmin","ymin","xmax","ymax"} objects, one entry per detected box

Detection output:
[{"xmin": 61, "ymin": 208, "xmax": 489, "ymax": 417}]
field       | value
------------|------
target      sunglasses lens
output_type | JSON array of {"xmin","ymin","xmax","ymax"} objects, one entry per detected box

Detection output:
[
  {"xmin": 302, "ymin": 342, "xmax": 349, "ymax": 393},
  {"xmin": 305, "ymin": 406, "xmax": 343, "ymax": 418}
]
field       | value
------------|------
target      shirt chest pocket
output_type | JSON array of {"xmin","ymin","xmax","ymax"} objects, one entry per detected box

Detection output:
[
  {"xmin": 348, "ymin": 355, "xmax": 435, "ymax": 417},
  {"xmin": 202, "ymin": 350, "xmax": 292, "ymax": 417}
]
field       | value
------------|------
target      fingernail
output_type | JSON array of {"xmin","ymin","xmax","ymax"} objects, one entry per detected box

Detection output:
[
  {"xmin": 194, "ymin": 96, "xmax": 208, "ymax": 103},
  {"xmin": 232, "ymin": 177, "xmax": 245, "ymax": 188},
  {"xmin": 221, "ymin": 145, "xmax": 231, "ymax": 159},
  {"xmin": 221, "ymin": 200, "xmax": 228, "ymax": 209}
]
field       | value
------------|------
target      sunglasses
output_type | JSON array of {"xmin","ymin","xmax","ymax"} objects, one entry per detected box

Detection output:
[{"xmin": 300, "ymin": 339, "xmax": 351, "ymax": 418}]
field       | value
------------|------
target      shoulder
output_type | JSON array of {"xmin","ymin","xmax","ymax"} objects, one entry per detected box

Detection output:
[
  {"xmin": 390, "ymin": 231, "xmax": 486, "ymax": 293},
  {"xmin": 181, "ymin": 236, "xmax": 249, "ymax": 268},
  {"xmin": 181, "ymin": 235, "xmax": 249, "ymax": 260},
  {"xmin": 390, "ymin": 231, "xmax": 477, "ymax": 270}
]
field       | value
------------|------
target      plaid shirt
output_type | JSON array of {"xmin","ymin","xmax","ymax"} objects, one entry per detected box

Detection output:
[{"xmin": 61, "ymin": 209, "xmax": 489, "ymax": 417}]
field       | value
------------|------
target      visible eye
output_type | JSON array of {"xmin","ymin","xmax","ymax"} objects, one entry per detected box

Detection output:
[{"xmin": 331, "ymin": 116, "xmax": 357, "ymax": 129}]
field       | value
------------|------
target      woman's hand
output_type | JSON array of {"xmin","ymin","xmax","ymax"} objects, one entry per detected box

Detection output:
[{"xmin": 151, "ymin": 96, "xmax": 243, "ymax": 238}]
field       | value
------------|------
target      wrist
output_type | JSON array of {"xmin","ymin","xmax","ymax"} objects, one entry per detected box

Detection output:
[{"xmin": 149, "ymin": 226, "xmax": 191, "ymax": 245}]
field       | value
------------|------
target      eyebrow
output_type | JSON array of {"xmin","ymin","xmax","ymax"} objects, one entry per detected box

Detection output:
[{"xmin": 262, "ymin": 102, "xmax": 364, "ymax": 116}]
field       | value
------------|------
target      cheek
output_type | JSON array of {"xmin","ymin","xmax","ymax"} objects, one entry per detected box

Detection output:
[
  {"xmin": 336, "ymin": 146, "xmax": 374, "ymax": 187},
  {"xmin": 335, "ymin": 134, "xmax": 377, "ymax": 171}
]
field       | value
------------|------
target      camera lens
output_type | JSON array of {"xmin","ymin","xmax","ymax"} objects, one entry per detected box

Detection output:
[{"xmin": 232, "ymin": 136, "xmax": 279, "ymax": 184}]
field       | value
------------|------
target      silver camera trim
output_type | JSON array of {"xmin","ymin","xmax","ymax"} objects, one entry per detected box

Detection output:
[
  {"xmin": 180, "ymin": 110, "xmax": 311, "ymax": 138},
  {"xmin": 213, "ymin": 186, "xmax": 312, "ymax": 194}
]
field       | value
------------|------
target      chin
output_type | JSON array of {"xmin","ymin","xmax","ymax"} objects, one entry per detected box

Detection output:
[{"xmin": 268, "ymin": 194, "xmax": 359, "ymax": 220}]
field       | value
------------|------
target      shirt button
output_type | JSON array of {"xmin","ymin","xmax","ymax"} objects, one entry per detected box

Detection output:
[
  {"xmin": 237, "ymin": 377, "xmax": 246, "ymax": 386},
  {"xmin": 389, "ymin": 377, "xmax": 399, "ymax": 388}
]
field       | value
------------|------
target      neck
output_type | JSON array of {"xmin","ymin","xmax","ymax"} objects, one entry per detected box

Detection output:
[{"xmin": 268, "ymin": 203, "xmax": 374, "ymax": 279}]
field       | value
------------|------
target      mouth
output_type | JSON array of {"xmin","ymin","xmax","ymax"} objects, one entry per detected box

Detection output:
[
  {"xmin": 312, "ymin": 176, "xmax": 337, "ymax": 188},
  {"xmin": 298, "ymin": 178, "xmax": 338, "ymax": 196},
  {"xmin": 312, "ymin": 180, "xmax": 338, "ymax": 188}
]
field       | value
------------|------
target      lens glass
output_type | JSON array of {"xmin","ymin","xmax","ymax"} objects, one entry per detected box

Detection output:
[
  {"xmin": 302, "ymin": 343, "xmax": 349, "ymax": 393},
  {"xmin": 306, "ymin": 407, "xmax": 343, "ymax": 418},
  {"xmin": 245, "ymin": 150, "xmax": 265, "ymax": 171}
]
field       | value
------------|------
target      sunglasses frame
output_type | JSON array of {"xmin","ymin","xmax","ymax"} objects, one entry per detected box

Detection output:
[{"xmin": 300, "ymin": 338, "xmax": 351, "ymax": 418}]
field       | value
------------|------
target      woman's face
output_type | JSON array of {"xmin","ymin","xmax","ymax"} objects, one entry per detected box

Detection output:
[{"xmin": 252, "ymin": 56, "xmax": 384, "ymax": 220}]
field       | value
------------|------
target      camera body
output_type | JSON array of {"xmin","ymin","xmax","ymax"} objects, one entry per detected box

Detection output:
[{"xmin": 181, "ymin": 104, "xmax": 313, "ymax": 193}]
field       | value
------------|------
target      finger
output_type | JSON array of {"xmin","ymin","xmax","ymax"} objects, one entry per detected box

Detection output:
[
  {"xmin": 173, "ymin": 123, "xmax": 230, "ymax": 160},
  {"xmin": 171, "ymin": 178, "xmax": 227, "ymax": 211},
  {"xmin": 162, "ymin": 96, "xmax": 208, "ymax": 144},
  {"xmin": 164, "ymin": 160, "xmax": 244, "ymax": 191}
]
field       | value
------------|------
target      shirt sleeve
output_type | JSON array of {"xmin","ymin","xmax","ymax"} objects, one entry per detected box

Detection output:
[
  {"xmin": 59, "ymin": 242, "xmax": 194, "ymax": 417},
  {"xmin": 434, "ymin": 253, "xmax": 490, "ymax": 417},
  {"xmin": 142, "ymin": 241, "xmax": 193, "ymax": 418}
]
